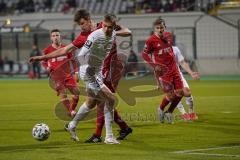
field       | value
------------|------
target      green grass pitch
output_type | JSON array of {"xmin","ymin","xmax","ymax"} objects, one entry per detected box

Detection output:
[{"xmin": 0, "ymin": 78, "xmax": 240, "ymax": 160}]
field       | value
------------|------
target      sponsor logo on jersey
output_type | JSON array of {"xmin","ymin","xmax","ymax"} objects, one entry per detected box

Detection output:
[{"xmin": 84, "ymin": 40, "xmax": 93, "ymax": 49}]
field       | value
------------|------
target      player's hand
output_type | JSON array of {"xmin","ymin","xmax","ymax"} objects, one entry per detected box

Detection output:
[
  {"xmin": 191, "ymin": 72, "xmax": 200, "ymax": 80},
  {"xmin": 29, "ymin": 56, "xmax": 43, "ymax": 63}
]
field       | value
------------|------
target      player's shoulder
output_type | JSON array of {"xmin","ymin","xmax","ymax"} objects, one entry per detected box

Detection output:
[
  {"xmin": 92, "ymin": 28, "xmax": 103, "ymax": 35},
  {"xmin": 164, "ymin": 31, "xmax": 172, "ymax": 37},
  {"xmin": 76, "ymin": 32, "xmax": 89, "ymax": 39},
  {"xmin": 43, "ymin": 45, "xmax": 53, "ymax": 53},
  {"xmin": 88, "ymin": 28, "xmax": 103, "ymax": 39},
  {"xmin": 145, "ymin": 34, "xmax": 156, "ymax": 44}
]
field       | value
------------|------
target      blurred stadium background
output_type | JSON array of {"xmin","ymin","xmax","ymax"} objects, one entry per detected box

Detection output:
[{"xmin": 0, "ymin": 0, "xmax": 239, "ymax": 78}]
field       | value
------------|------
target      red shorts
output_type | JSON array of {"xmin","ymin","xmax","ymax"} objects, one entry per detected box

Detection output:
[
  {"xmin": 103, "ymin": 57, "xmax": 124, "ymax": 93},
  {"xmin": 156, "ymin": 68, "xmax": 183, "ymax": 93},
  {"xmin": 64, "ymin": 76, "xmax": 78, "ymax": 88},
  {"xmin": 50, "ymin": 73, "xmax": 78, "ymax": 92}
]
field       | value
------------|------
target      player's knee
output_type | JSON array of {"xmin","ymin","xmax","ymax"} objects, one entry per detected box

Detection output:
[
  {"xmin": 86, "ymin": 99, "xmax": 97, "ymax": 109},
  {"xmin": 175, "ymin": 89, "xmax": 184, "ymax": 97},
  {"xmin": 166, "ymin": 92, "xmax": 175, "ymax": 101},
  {"xmin": 74, "ymin": 88, "xmax": 80, "ymax": 95},
  {"xmin": 183, "ymin": 88, "xmax": 191, "ymax": 97}
]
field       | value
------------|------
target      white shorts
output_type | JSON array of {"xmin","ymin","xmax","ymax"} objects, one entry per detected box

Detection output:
[
  {"xmin": 180, "ymin": 72, "xmax": 189, "ymax": 88},
  {"xmin": 79, "ymin": 65, "xmax": 104, "ymax": 95}
]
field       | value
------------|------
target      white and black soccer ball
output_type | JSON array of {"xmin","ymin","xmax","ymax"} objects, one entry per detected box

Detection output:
[{"xmin": 32, "ymin": 123, "xmax": 50, "ymax": 141}]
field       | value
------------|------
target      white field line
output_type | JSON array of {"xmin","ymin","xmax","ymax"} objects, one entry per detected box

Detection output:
[
  {"xmin": 183, "ymin": 152, "xmax": 239, "ymax": 157},
  {"xmin": 173, "ymin": 145, "xmax": 240, "ymax": 157}
]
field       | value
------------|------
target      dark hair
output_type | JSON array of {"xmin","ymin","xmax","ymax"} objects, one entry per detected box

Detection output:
[
  {"xmin": 153, "ymin": 17, "xmax": 166, "ymax": 27},
  {"xmin": 50, "ymin": 29, "xmax": 60, "ymax": 33},
  {"xmin": 74, "ymin": 9, "xmax": 90, "ymax": 23},
  {"xmin": 103, "ymin": 13, "xmax": 117, "ymax": 26}
]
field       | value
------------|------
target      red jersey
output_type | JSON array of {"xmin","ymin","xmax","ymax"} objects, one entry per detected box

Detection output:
[
  {"xmin": 72, "ymin": 31, "xmax": 91, "ymax": 49},
  {"xmin": 72, "ymin": 22, "xmax": 102, "ymax": 49},
  {"xmin": 142, "ymin": 32, "xmax": 178, "ymax": 72},
  {"xmin": 42, "ymin": 44, "xmax": 73, "ymax": 72},
  {"xmin": 142, "ymin": 32, "xmax": 183, "ymax": 91}
]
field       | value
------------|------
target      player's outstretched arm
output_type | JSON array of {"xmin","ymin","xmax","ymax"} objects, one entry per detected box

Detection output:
[
  {"xmin": 29, "ymin": 44, "xmax": 75, "ymax": 63},
  {"xmin": 180, "ymin": 60, "xmax": 200, "ymax": 80},
  {"xmin": 115, "ymin": 25, "xmax": 132, "ymax": 37}
]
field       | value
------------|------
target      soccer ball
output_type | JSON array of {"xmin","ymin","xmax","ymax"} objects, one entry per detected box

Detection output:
[{"xmin": 32, "ymin": 123, "xmax": 51, "ymax": 141}]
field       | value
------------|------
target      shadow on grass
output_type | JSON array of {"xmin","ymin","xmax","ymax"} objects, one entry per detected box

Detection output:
[{"xmin": 0, "ymin": 141, "xmax": 97, "ymax": 153}]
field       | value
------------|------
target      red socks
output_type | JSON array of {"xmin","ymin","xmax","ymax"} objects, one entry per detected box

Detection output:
[
  {"xmin": 167, "ymin": 95, "xmax": 182, "ymax": 113},
  {"xmin": 160, "ymin": 96, "xmax": 170, "ymax": 110},
  {"xmin": 95, "ymin": 103, "xmax": 128, "ymax": 137},
  {"xmin": 114, "ymin": 109, "xmax": 128, "ymax": 130},
  {"xmin": 70, "ymin": 95, "xmax": 79, "ymax": 111},
  {"xmin": 61, "ymin": 97, "xmax": 71, "ymax": 112}
]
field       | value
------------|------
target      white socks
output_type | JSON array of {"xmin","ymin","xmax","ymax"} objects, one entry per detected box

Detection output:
[
  {"xmin": 104, "ymin": 103, "xmax": 114, "ymax": 138},
  {"xmin": 70, "ymin": 103, "xmax": 90, "ymax": 128},
  {"xmin": 177, "ymin": 96, "xmax": 194, "ymax": 114},
  {"xmin": 177, "ymin": 101, "xmax": 186, "ymax": 114},
  {"xmin": 186, "ymin": 96, "xmax": 194, "ymax": 114}
]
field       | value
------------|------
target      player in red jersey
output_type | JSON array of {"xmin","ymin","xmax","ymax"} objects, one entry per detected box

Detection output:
[
  {"xmin": 142, "ymin": 17, "xmax": 186, "ymax": 124},
  {"xmin": 42, "ymin": 29, "xmax": 80, "ymax": 117},
  {"xmin": 30, "ymin": 10, "xmax": 132, "ymax": 142}
]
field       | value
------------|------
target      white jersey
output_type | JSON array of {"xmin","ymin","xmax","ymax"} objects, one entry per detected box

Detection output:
[
  {"xmin": 173, "ymin": 46, "xmax": 184, "ymax": 64},
  {"xmin": 173, "ymin": 46, "xmax": 189, "ymax": 88},
  {"xmin": 77, "ymin": 28, "xmax": 116, "ymax": 90}
]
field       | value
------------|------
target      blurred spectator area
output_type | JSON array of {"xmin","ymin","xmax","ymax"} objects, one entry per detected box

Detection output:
[{"xmin": 1, "ymin": 0, "xmax": 239, "ymax": 16}]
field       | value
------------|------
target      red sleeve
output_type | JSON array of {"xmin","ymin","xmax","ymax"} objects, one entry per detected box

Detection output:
[
  {"xmin": 41, "ymin": 48, "xmax": 49, "ymax": 69},
  {"xmin": 141, "ymin": 39, "xmax": 155, "ymax": 68},
  {"xmin": 97, "ymin": 22, "xmax": 103, "ymax": 29},
  {"xmin": 72, "ymin": 34, "xmax": 87, "ymax": 48},
  {"xmin": 161, "ymin": 32, "xmax": 173, "ymax": 47}
]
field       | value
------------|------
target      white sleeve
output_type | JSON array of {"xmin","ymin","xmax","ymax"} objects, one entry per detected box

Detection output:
[
  {"xmin": 174, "ymin": 47, "xmax": 184, "ymax": 63},
  {"xmin": 78, "ymin": 30, "xmax": 99, "ymax": 56}
]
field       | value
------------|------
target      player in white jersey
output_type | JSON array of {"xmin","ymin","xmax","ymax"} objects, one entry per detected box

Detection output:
[
  {"xmin": 173, "ymin": 46, "xmax": 200, "ymax": 121},
  {"xmin": 67, "ymin": 14, "xmax": 120, "ymax": 144}
]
